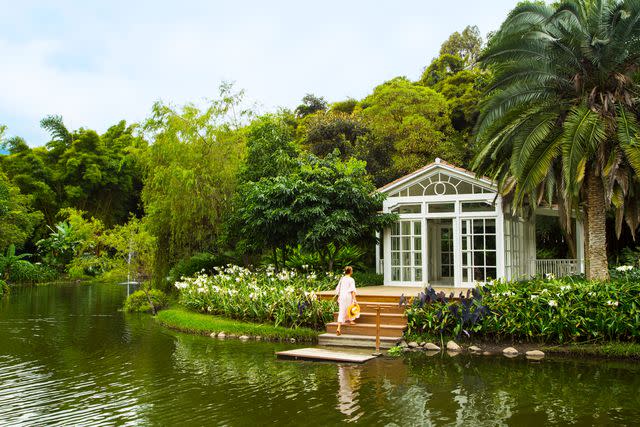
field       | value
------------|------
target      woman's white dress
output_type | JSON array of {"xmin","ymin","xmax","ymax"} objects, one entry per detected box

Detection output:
[{"xmin": 335, "ymin": 276, "xmax": 356, "ymax": 323}]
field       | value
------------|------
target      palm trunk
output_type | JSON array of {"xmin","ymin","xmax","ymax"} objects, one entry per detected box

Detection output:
[{"xmin": 584, "ymin": 167, "xmax": 609, "ymax": 281}]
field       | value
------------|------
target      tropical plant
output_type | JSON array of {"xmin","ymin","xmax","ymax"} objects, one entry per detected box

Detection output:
[
  {"xmin": 0, "ymin": 279, "xmax": 8, "ymax": 297},
  {"xmin": 473, "ymin": 0, "xmax": 640, "ymax": 281},
  {"xmin": 407, "ymin": 273, "xmax": 640, "ymax": 343},
  {"xmin": 0, "ymin": 244, "xmax": 31, "ymax": 281}
]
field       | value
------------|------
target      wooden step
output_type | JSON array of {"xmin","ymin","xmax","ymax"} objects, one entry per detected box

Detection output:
[
  {"xmin": 325, "ymin": 322, "xmax": 405, "ymax": 338},
  {"xmin": 332, "ymin": 311, "xmax": 407, "ymax": 325},
  {"xmin": 318, "ymin": 333, "xmax": 399, "ymax": 349}
]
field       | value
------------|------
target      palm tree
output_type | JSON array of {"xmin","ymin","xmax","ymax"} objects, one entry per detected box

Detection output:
[{"xmin": 473, "ymin": 0, "xmax": 640, "ymax": 281}]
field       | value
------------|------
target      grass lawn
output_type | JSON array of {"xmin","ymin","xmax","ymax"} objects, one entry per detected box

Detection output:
[
  {"xmin": 156, "ymin": 307, "xmax": 319, "ymax": 342},
  {"xmin": 541, "ymin": 342, "xmax": 640, "ymax": 360}
]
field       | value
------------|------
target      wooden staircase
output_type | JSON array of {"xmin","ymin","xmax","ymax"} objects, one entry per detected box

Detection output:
[{"xmin": 318, "ymin": 293, "xmax": 408, "ymax": 349}]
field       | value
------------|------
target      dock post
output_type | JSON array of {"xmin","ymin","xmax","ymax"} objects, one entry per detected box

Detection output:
[{"xmin": 373, "ymin": 304, "xmax": 382, "ymax": 356}]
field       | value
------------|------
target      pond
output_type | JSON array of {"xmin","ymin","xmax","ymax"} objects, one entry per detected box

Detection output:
[{"xmin": 1, "ymin": 283, "xmax": 640, "ymax": 426}]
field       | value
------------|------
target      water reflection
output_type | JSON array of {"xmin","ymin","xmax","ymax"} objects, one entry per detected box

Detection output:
[
  {"xmin": 1, "ymin": 283, "xmax": 640, "ymax": 426},
  {"xmin": 337, "ymin": 365, "xmax": 362, "ymax": 421}
]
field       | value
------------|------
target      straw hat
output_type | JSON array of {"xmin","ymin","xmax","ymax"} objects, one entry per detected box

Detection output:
[{"xmin": 347, "ymin": 303, "xmax": 360, "ymax": 319}]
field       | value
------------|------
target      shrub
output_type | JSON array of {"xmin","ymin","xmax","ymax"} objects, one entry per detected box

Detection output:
[
  {"xmin": 407, "ymin": 271, "xmax": 640, "ymax": 343},
  {"xmin": 175, "ymin": 265, "xmax": 337, "ymax": 329},
  {"xmin": 169, "ymin": 252, "xmax": 224, "ymax": 282},
  {"xmin": 8, "ymin": 261, "xmax": 58, "ymax": 284},
  {"xmin": 0, "ymin": 280, "xmax": 9, "ymax": 297},
  {"xmin": 352, "ymin": 271, "xmax": 383, "ymax": 286},
  {"xmin": 124, "ymin": 289, "xmax": 169, "ymax": 313}
]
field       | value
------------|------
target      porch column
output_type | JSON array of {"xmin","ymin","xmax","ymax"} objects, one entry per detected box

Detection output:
[
  {"xmin": 383, "ymin": 227, "xmax": 391, "ymax": 285},
  {"xmin": 496, "ymin": 206, "xmax": 506, "ymax": 281},
  {"xmin": 453, "ymin": 217, "xmax": 462, "ymax": 287},
  {"xmin": 576, "ymin": 218, "xmax": 585, "ymax": 273},
  {"xmin": 422, "ymin": 216, "xmax": 428, "ymax": 286}
]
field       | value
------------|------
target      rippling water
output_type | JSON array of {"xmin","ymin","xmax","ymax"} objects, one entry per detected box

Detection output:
[{"xmin": 1, "ymin": 283, "xmax": 640, "ymax": 426}]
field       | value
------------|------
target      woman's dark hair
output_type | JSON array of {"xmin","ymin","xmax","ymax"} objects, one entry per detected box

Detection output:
[{"xmin": 344, "ymin": 266, "xmax": 353, "ymax": 275}]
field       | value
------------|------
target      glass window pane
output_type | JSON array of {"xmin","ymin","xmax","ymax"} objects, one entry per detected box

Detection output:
[
  {"xmin": 402, "ymin": 237, "xmax": 410, "ymax": 251},
  {"xmin": 415, "ymin": 268, "xmax": 422, "ymax": 281},
  {"xmin": 392, "ymin": 222, "xmax": 400, "ymax": 235},
  {"xmin": 474, "ymin": 251, "xmax": 485, "ymax": 266},
  {"xmin": 391, "ymin": 237, "xmax": 400, "ymax": 251},
  {"xmin": 461, "ymin": 201, "xmax": 495, "ymax": 212},
  {"xmin": 486, "ymin": 251, "xmax": 496, "ymax": 267},
  {"xmin": 391, "ymin": 252, "xmax": 400, "ymax": 265},
  {"xmin": 428, "ymin": 203, "xmax": 455, "ymax": 213},
  {"xmin": 402, "ymin": 252, "xmax": 411, "ymax": 266},
  {"xmin": 474, "ymin": 268, "xmax": 486, "ymax": 281},
  {"xmin": 414, "ymin": 252, "xmax": 422, "ymax": 265},
  {"xmin": 486, "ymin": 235, "xmax": 496, "ymax": 250},
  {"xmin": 462, "ymin": 236, "xmax": 468, "ymax": 251},
  {"xmin": 474, "ymin": 235, "xmax": 484, "ymax": 250},
  {"xmin": 413, "ymin": 221, "xmax": 422, "ymax": 235},
  {"xmin": 414, "ymin": 237, "xmax": 422, "ymax": 250},
  {"xmin": 402, "ymin": 222, "xmax": 410, "ymax": 235},
  {"xmin": 486, "ymin": 268, "xmax": 497, "ymax": 280},
  {"xmin": 486, "ymin": 219, "xmax": 496, "ymax": 234},
  {"xmin": 473, "ymin": 219, "xmax": 484, "ymax": 234},
  {"xmin": 463, "ymin": 269, "xmax": 469, "ymax": 282},
  {"xmin": 407, "ymin": 185, "xmax": 423, "ymax": 197},
  {"xmin": 402, "ymin": 267, "xmax": 411, "ymax": 281},
  {"xmin": 393, "ymin": 204, "xmax": 421, "ymax": 214},
  {"xmin": 462, "ymin": 220, "xmax": 468, "ymax": 233},
  {"xmin": 392, "ymin": 267, "xmax": 400, "ymax": 281}
]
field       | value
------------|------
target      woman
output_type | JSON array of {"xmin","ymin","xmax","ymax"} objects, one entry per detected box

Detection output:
[{"xmin": 335, "ymin": 266, "xmax": 357, "ymax": 336}]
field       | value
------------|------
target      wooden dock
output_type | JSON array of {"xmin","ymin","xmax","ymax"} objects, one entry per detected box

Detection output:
[{"xmin": 276, "ymin": 347, "xmax": 378, "ymax": 363}]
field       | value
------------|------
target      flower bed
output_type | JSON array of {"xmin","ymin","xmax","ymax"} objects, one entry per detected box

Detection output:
[
  {"xmin": 406, "ymin": 270, "xmax": 640, "ymax": 343},
  {"xmin": 175, "ymin": 265, "xmax": 337, "ymax": 329}
]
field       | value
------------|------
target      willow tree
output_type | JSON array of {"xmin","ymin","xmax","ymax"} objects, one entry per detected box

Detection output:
[
  {"xmin": 142, "ymin": 84, "xmax": 251, "ymax": 285},
  {"xmin": 473, "ymin": 0, "xmax": 640, "ymax": 281}
]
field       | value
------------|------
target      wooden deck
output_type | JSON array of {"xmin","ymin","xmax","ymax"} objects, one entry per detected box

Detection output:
[{"xmin": 276, "ymin": 347, "xmax": 378, "ymax": 363}]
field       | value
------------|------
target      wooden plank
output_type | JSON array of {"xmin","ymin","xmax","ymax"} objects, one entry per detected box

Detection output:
[{"xmin": 276, "ymin": 347, "xmax": 378, "ymax": 363}]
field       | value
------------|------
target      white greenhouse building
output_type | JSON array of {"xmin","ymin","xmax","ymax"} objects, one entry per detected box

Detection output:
[{"xmin": 375, "ymin": 159, "xmax": 585, "ymax": 288}]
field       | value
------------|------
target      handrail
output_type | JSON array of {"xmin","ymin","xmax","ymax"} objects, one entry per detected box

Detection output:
[{"xmin": 373, "ymin": 304, "xmax": 382, "ymax": 356}]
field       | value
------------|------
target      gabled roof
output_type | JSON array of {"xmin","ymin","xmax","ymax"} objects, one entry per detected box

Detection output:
[{"xmin": 377, "ymin": 158, "xmax": 496, "ymax": 194}]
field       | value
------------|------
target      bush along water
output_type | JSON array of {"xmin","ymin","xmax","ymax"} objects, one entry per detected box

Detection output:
[
  {"xmin": 175, "ymin": 265, "xmax": 337, "ymax": 329},
  {"xmin": 0, "ymin": 280, "xmax": 9, "ymax": 297},
  {"xmin": 124, "ymin": 289, "xmax": 169, "ymax": 313},
  {"xmin": 406, "ymin": 269, "xmax": 640, "ymax": 343}
]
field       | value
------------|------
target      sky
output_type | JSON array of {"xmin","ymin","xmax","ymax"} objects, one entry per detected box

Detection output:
[{"xmin": 0, "ymin": 0, "xmax": 518, "ymax": 146}]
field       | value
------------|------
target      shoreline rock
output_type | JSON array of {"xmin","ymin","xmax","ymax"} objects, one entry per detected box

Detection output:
[
  {"xmin": 503, "ymin": 347, "xmax": 519, "ymax": 356},
  {"xmin": 446, "ymin": 341, "xmax": 462, "ymax": 352}
]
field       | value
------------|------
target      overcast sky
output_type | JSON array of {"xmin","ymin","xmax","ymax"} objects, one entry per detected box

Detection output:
[{"xmin": 0, "ymin": 0, "xmax": 517, "ymax": 146}]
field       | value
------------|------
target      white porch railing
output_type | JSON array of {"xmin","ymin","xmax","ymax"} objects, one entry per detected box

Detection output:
[{"xmin": 533, "ymin": 259, "xmax": 582, "ymax": 278}]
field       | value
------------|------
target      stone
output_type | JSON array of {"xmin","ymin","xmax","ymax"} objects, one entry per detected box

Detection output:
[
  {"xmin": 408, "ymin": 341, "xmax": 419, "ymax": 349},
  {"xmin": 424, "ymin": 350, "xmax": 440, "ymax": 357},
  {"xmin": 228, "ymin": 334, "xmax": 237, "ymax": 339},
  {"xmin": 255, "ymin": 336, "xmax": 262, "ymax": 341},
  {"xmin": 446, "ymin": 341, "xmax": 461, "ymax": 352},
  {"xmin": 419, "ymin": 341, "xmax": 426, "ymax": 347},
  {"xmin": 469, "ymin": 345, "xmax": 482, "ymax": 352},
  {"xmin": 399, "ymin": 341, "xmax": 409, "ymax": 348},
  {"xmin": 210, "ymin": 332, "xmax": 218, "ymax": 338},
  {"xmin": 217, "ymin": 332, "xmax": 226, "ymax": 339},
  {"xmin": 424, "ymin": 343, "xmax": 441, "ymax": 351},
  {"xmin": 482, "ymin": 351, "xmax": 492, "ymax": 356},
  {"xmin": 526, "ymin": 350, "xmax": 545, "ymax": 359},
  {"xmin": 290, "ymin": 338, "xmax": 296, "ymax": 343},
  {"xmin": 446, "ymin": 350, "xmax": 460, "ymax": 357},
  {"xmin": 239, "ymin": 335, "xmax": 250, "ymax": 341},
  {"xmin": 502, "ymin": 347, "xmax": 519, "ymax": 356},
  {"xmin": 402, "ymin": 347, "xmax": 412, "ymax": 353}
]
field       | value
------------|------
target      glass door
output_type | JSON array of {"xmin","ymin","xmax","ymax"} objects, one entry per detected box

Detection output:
[
  {"xmin": 390, "ymin": 220, "xmax": 423, "ymax": 282},
  {"xmin": 461, "ymin": 218, "xmax": 497, "ymax": 283}
]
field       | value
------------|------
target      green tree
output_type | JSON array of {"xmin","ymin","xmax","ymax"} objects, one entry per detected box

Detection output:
[
  {"xmin": 295, "ymin": 94, "xmax": 328, "ymax": 118},
  {"xmin": 0, "ymin": 170, "xmax": 43, "ymax": 251},
  {"xmin": 142, "ymin": 84, "xmax": 250, "ymax": 285},
  {"xmin": 439, "ymin": 25, "xmax": 483, "ymax": 67},
  {"xmin": 359, "ymin": 77, "xmax": 456, "ymax": 182},
  {"xmin": 298, "ymin": 110, "xmax": 370, "ymax": 160},
  {"xmin": 239, "ymin": 112, "xmax": 299, "ymax": 182},
  {"xmin": 473, "ymin": 0, "xmax": 640, "ymax": 281},
  {"xmin": 235, "ymin": 153, "xmax": 395, "ymax": 271}
]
